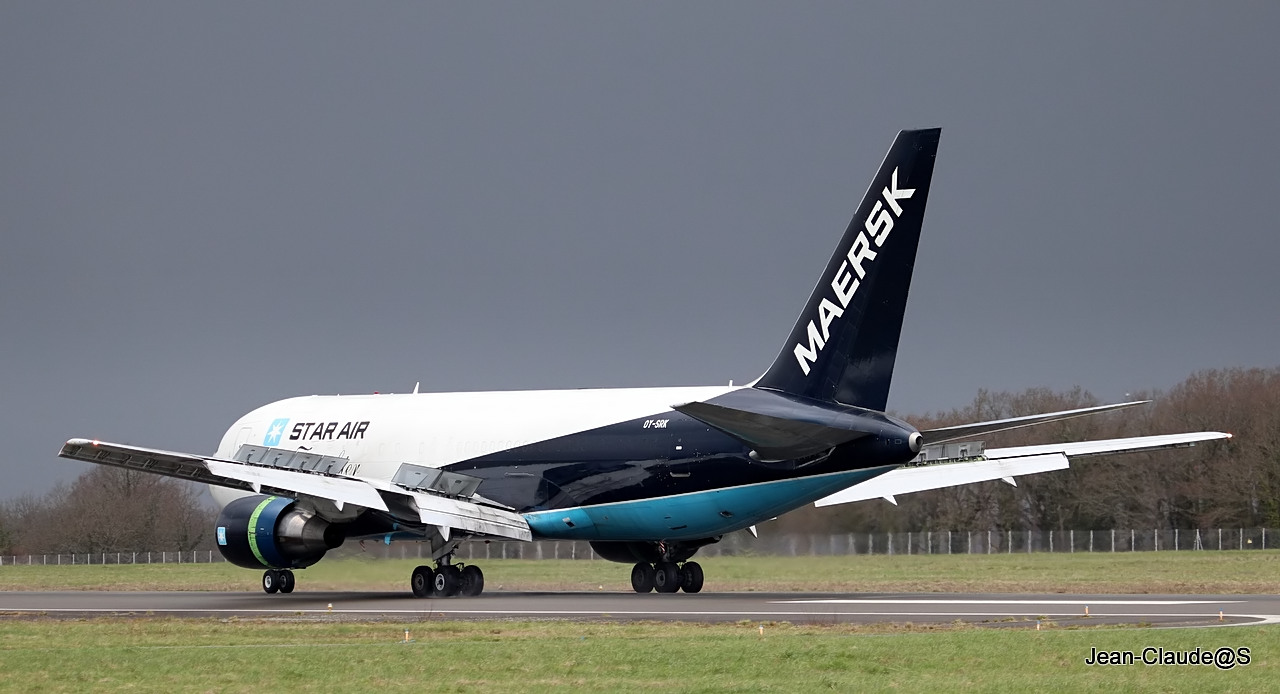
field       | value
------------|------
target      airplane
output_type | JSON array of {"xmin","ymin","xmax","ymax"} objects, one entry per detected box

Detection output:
[{"xmin": 59, "ymin": 128, "xmax": 1230, "ymax": 597}]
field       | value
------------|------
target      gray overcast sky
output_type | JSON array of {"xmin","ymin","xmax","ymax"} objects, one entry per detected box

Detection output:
[{"xmin": 3, "ymin": 3, "xmax": 1277, "ymax": 499}]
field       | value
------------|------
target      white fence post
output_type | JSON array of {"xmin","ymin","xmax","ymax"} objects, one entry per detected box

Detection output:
[{"xmin": 11, "ymin": 528, "xmax": 1277, "ymax": 563}]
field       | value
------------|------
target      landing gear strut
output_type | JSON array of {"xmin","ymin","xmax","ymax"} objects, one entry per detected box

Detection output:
[
  {"xmin": 262, "ymin": 569, "xmax": 296, "ymax": 594},
  {"xmin": 630, "ymin": 561, "xmax": 703, "ymax": 594},
  {"xmin": 409, "ymin": 559, "xmax": 485, "ymax": 598}
]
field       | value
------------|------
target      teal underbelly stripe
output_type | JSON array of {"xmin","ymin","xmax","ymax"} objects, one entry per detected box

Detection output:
[{"xmin": 523, "ymin": 466, "xmax": 891, "ymax": 542}]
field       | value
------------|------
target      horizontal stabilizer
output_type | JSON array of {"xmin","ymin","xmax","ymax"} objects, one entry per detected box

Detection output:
[
  {"xmin": 919, "ymin": 401, "xmax": 1150, "ymax": 445},
  {"xmin": 673, "ymin": 389, "xmax": 916, "ymax": 461}
]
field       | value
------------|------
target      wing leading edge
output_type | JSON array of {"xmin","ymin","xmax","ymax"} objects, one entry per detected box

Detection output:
[
  {"xmin": 918, "ymin": 401, "xmax": 1151, "ymax": 445},
  {"xmin": 814, "ymin": 431, "xmax": 1231, "ymax": 507}
]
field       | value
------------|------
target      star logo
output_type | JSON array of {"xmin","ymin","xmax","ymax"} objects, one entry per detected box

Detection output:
[{"xmin": 263, "ymin": 418, "xmax": 289, "ymax": 446}]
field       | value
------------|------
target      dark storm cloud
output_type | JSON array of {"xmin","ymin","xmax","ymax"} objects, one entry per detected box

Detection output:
[{"xmin": 2, "ymin": 2, "xmax": 1277, "ymax": 497}]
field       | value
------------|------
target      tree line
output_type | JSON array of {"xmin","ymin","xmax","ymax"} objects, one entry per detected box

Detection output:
[
  {"xmin": 2, "ymin": 367, "xmax": 1276, "ymax": 554},
  {"xmin": 777, "ymin": 367, "xmax": 1280, "ymax": 535},
  {"xmin": 0, "ymin": 466, "xmax": 214, "ymax": 555}
]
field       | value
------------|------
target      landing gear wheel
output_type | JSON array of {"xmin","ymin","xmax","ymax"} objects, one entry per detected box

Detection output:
[
  {"xmin": 279, "ymin": 569, "xmax": 296, "ymax": 594},
  {"xmin": 679, "ymin": 561, "xmax": 703, "ymax": 593},
  {"xmin": 630, "ymin": 562, "xmax": 655, "ymax": 593},
  {"xmin": 411, "ymin": 565, "xmax": 435, "ymax": 598},
  {"xmin": 434, "ymin": 564, "xmax": 462, "ymax": 597},
  {"xmin": 460, "ymin": 565, "xmax": 485, "ymax": 597},
  {"xmin": 653, "ymin": 562, "xmax": 680, "ymax": 593},
  {"xmin": 262, "ymin": 569, "xmax": 280, "ymax": 594}
]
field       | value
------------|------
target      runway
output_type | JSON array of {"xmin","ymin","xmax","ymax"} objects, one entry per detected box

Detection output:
[{"xmin": 2, "ymin": 590, "xmax": 1277, "ymax": 628}]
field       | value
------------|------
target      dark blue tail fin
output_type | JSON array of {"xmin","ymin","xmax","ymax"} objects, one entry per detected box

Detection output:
[{"xmin": 755, "ymin": 128, "xmax": 940, "ymax": 411}]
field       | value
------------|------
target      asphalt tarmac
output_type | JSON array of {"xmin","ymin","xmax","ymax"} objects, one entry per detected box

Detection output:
[{"xmin": 2, "ymin": 590, "xmax": 1276, "ymax": 628}]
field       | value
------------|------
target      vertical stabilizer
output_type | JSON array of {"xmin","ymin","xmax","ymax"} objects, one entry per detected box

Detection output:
[{"xmin": 755, "ymin": 129, "xmax": 940, "ymax": 411}]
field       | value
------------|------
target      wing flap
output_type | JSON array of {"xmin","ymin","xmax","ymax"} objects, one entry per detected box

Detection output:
[
  {"xmin": 203, "ymin": 459, "xmax": 389, "ymax": 512},
  {"xmin": 390, "ymin": 490, "xmax": 531, "ymax": 542}
]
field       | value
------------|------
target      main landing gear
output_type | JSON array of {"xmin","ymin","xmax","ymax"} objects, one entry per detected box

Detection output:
[
  {"xmin": 630, "ymin": 561, "xmax": 703, "ymax": 594},
  {"xmin": 261, "ymin": 569, "xmax": 296, "ymax": 594},
  {"xmin": 410, "ymin": 560, "xmax": 485, "ymax": 598}
]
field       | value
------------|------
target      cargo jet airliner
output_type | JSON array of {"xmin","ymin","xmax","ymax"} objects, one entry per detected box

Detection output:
[{"xmin": 60, "ymin": 129, "xmax": 1228, "ymax": 597}]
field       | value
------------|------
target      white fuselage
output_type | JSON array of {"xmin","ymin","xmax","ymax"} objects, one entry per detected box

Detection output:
[{"xmin": 209, "ymin": 385, "xmax": 736, "ymax": 510}]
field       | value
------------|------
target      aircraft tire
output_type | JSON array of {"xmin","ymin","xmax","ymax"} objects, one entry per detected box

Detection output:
[
  {"xmin": 279, "ymin": 569, "xmax": 296, "ymax": 594},
  {"xmin": 434, "ymin": 565, "xmax": 462, "ymax": 597},
  {"xmin": 460, "ymin": 565, "xmax": 484, "ymax": 597},
  {"xmin": 679, "ymin": 561, "xmax": 704, "ymax": 593},
  {"xmin": 262, "ymin": 570, "xmax": 280, "ymax": 594},
  {"xmin": 411, "ymin": 565, "xmax": 435, "ymax": 598},
  {"xmin": 631, "ymin": 562, "xmax": 655, "ymax": 593},
  {"xmin": 654, "ymin": 562, "xmax": 680, "ymax": 593}
]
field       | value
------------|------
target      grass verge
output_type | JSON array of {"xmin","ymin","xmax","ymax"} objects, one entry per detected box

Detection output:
[
  {"xmin": 3, "ymin": 551, "xmax": 1280, "ymax": 594},
  {"xmin": 0, "ymin": 618, "xmax": 1274, "ymax": 692}
]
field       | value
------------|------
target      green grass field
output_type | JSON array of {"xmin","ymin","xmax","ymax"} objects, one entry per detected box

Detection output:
[
  {"xmin": 4, "ymin": 553, "xmax": 1280, "ymax": 691},
  {"xmin": 3, "ymin": 551, "xmax": 1280, "ymax": 594},
  {"xmin": 0, "ymin": 618, "xmax": 1274, "ymax": 692}
]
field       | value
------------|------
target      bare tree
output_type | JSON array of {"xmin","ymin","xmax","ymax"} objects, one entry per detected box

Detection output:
[{"xmin": 3, "ymin": 467, "xmax": 215, "ymax": 554}]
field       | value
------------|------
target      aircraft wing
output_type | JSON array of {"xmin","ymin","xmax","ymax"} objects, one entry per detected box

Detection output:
[
  {"xmin": 814, "ymin": 431, "xmax": 1230, "ymax": 507},
  {"xmin": 918, "ymin": 401, "xmax": 1151, "ymax": 445},
  {"xmin": 57, "ymin": 438, "xmax": 531, "ymax": 541}
]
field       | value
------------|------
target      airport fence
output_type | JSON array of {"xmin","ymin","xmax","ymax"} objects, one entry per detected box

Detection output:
[{"xmin": 3, "ymin": 527, "xmax": 1279, "ymax": 566}]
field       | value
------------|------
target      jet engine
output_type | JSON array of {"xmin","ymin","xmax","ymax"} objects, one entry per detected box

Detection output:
[{"xmin": 215, "ymin": 495, "xmax": 344, "ymax": 569}]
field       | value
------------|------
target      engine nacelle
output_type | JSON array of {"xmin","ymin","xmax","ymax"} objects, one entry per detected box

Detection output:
[{"xmin": 215, "ymin": 495, "xmax": 344, "ymax": 570}]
